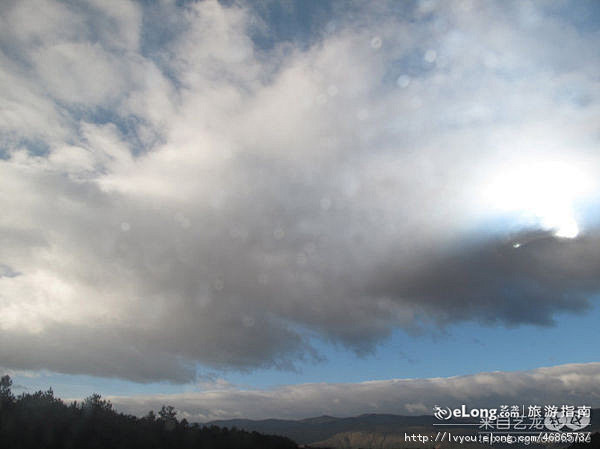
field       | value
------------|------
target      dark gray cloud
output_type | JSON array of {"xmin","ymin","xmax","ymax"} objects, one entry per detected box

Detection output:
[
  {"xmin": 0, "ymin": 0, "xmax": 599, "ymax": 382},
  {"xmin": 368, "ymin": 230, "xmax": 598, "ymax": 327}
]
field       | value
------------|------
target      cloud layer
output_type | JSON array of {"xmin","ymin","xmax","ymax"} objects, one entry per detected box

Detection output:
[
  {"xmin": 107, "ymin": 362, "xmax": 600, "ymax": 420},
  {"xmin": 1, "ymin": 0, "xmax": 599, "ymax": 381}
]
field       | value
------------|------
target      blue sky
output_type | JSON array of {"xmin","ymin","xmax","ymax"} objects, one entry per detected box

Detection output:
[{"xmin": 1, "ymin": 0, "xmax": 600, "ymax": 420}]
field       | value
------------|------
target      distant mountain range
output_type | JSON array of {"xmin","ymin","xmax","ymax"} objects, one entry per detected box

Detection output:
[
  {"xmin": 208, "ymin": 411, "xmax": 600, "ymax": 449},
  {"xmin": 209, "ymin": 414, "xmax": 437, "ymax": 446}
]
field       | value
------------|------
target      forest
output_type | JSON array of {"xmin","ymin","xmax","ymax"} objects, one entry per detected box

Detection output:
[{"xmin": 0, "ymin": 375, "xmax": 297, "ymax": 449}]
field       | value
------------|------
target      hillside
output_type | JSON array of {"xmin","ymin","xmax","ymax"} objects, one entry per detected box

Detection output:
[
  {"xmin": 209, "ymin": 411, "xmax": 599, "ymax": 449},
  {"xmin": 209, "ymin": 413, "xmax": 440, "ymax": 445}
]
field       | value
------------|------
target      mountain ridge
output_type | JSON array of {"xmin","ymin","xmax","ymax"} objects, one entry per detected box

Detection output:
[{"xmin": 207, "ymin": 410, "xmax": 600, "ymax": 448}]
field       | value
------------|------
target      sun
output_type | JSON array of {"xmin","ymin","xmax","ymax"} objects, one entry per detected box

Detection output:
[
  {"xmin": 553, "ymin": 218, "xmax": 579, "ymax": 239},
  {"xmin": 482, "ymin": 159, "xmax": 593, "ymax": 239}
]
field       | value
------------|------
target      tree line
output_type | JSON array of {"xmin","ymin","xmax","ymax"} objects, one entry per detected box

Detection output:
[{"xmin": 0, "ymin": 375, "xmax": 297, "ymax": 449}]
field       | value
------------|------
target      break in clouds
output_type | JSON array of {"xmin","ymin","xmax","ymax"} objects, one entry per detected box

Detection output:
[{"xmin": 1, "ymin": 0, "xmax": 600, "ymax": 382}]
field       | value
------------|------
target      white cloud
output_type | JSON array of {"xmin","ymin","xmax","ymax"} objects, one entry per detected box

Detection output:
[
  {"xmin": 32, "ymin": 42, "xmax": 130, "ymax": 106},
  {"xmin": 0, "ymin": 0, "xmax": 599, "ymax": 381},
  {"xmin": 106, "ymin": 362, "xmax": 600, "ymax": 420},
  {"xmin": 84, "ymin": 0, "xmax": 142, "ymax": 51}
]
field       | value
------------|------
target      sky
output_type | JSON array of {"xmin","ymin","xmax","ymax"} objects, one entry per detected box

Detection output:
[{"xmin": 1, "ymin": 0, "xmax": 600, "ymax": 421}]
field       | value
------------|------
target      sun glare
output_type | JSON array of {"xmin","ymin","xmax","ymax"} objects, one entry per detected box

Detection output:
[{"xmin": 483, "ymin": 160, "xmax": 593, "ymax": 239}]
